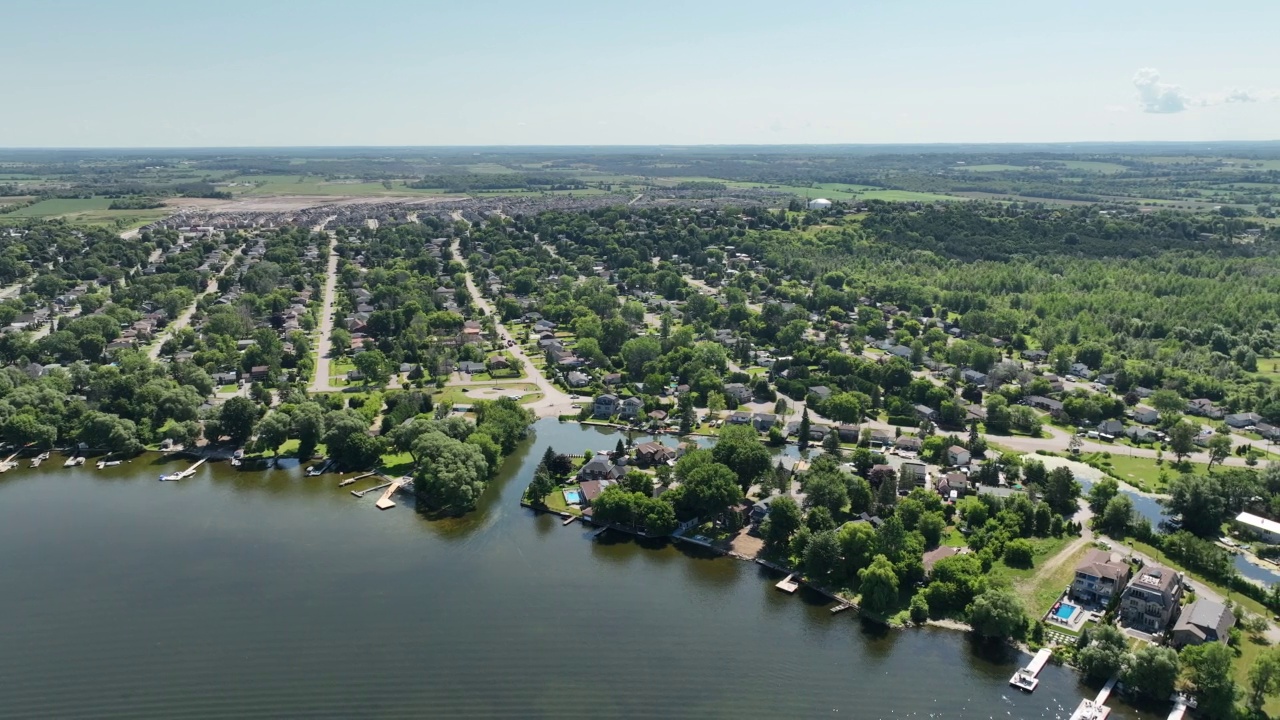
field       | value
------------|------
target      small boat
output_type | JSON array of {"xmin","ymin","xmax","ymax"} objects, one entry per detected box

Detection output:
[
  {"xmin": 96, "ymin": 460, "xmax": 122, "ymax": 470},
  {"xmin": 31, "ymin": 452, "xmax": 50, "ymax": 468},
  {"xmin": 73, "ymin": 457, "xmax": 86, "ymax": 466},
  {"xmin": 63, "ymin": 455, "xmax": 79, "ymax": 468},
  {"xmin": 0, "ymin": 461, "xmax": 15, "ymax": 473}
]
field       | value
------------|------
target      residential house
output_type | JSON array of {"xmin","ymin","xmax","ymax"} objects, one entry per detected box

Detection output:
[
  {"xmin": 647, "ymin": 410, "xmax": 668, "ymax": 423},
  {"xmin": 1069, "ymin": 549, "xmax": 1132, "ymax": 607},
  {"xmin": 808, "ymin": 385, "xmax": 833, "ymax": 401},
  {"xmin": 566, "ymin": 371, "xmax": 591, "ymax": 388},
  {"xmin": 1069, "ymin": 362, "xmax": 1093, "ymax": 379},
  {"xmin": 923, "ymin": 546, "xmax": 961, "ymax": 575},
  {"xmin": 635, "ymin": 442, "xmax": 675, "ymax": 467},
  {"xmin": 1126, "ymin": 426, "xmax": 1160, "ymax": 443},
  {"xmin": 1224, "ymin": 412, "xmax": 1261, "ymax": 429},
  {"xmin": 593, "ymin": 394, "xmax": 619, "ymax": 419},
  {"xmin": 602, "ymin": 373, "xmax": 622, "ymax": 386},
  {"xmin": 868, "ymin": 429, "xmax": 892, "ymax": 448},
  {"xmin": 836, "ymin": 424, "xmax": 860, "ymax": 442},
  {"xmin": 895, "ymin": 436, "xmax": 922, "ymax": 455},
  {"xmin": 1119, "ymin": 564, "xmax": 1184, "ymax": 632},
  {"xmin": 618, "ymin": 397, "xmax": 645, "ymax": 421},
  {"xmin": 249, "ymin": 365, "xmax": 270, "ymax": 381},
  {"xmin": 1256, "ymin": 422, "xmax": 1280, "ymax": 441},
  {"xmin": 1022, "ymin": 349, "xmax": 1049, "ymax": 362},
  {"xmin": 936, "ymin": 471, "xmax": 970, "ymax": 498},
  {"xmin": 750, "ymin": 494, "xmax": 785, "ymax": 523},
  {"xmin": 1172, "ymin": 599, "xmax": 1235, "ymax": 647},
  {"xmin": 914, "ymin": 404, "xmax": 938, "ymax": 422},
  {"xmin": 753, "ymin": 414, "xmax": 778, "ymax": 432},
  {"xmin": 900, "ymin": 461, "xmax": 928, "ymax": 489},
  {"xmin": 458, "ymin": 361, "xmax": 486, "ymax": 374},
  {"xmin": 946, "ymin": 446, "xmax": 971, "ymax": 466},
  {"xmin": 728, "ymin": 411, "xmax": 753, "ymax": 425},
  {"xmin": 722, "ymin": 383, "xmax": 753, "ymax": 404},
  {"xmin": 1187, "ymin": 398, "xmax": 1225, "ymax": 419},
  {"xmin": 1131, "ymin": 406, "xmax": 1159, "ymax": 425},
  {"xmin": 1235, "ymin": 512, "xmax": 1280, "ymax": 544},
  {"xmin": 1026, "ymin": 396, "xmax": 1065, "ymax": 417},
  {"xmin": 579, "ymin": 454, "xmax": 624, "ymax": 482},
  {"xmin": 1097, "ymin": 419, "xmax": 1124, "ymax": 437},
  {"xmin": 961, "ymin": 368, "xmax": 988, "ymax": 386},
  {"xmin": 212, "ymin": 371, "xmax": 238, "ymax": 385}
]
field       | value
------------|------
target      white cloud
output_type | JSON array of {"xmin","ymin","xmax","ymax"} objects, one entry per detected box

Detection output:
[
  {"xmin": 1133, "ymin": 68, "xmax": 1190, "ymax": 113},
  {"xmin": 1134, "ymin": 68, "xmax": 1280, "ymax": 113}
]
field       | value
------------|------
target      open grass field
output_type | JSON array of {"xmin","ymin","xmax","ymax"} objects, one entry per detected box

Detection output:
[
  {"xmin": 953, "ymin": 164, "xmax": 1026, "ymax": 172},
  {"xmin": 860, "ymin": 189, "xmax": 959, "ymax": 202},
  {"xmin": 4, "ymin": 197, "xmax": 172, "ymax": 228},
  {"xmin": 1058, "ymin": 160, "xmax": 1130, "ymax": 174},
  {"xmin": 1016, "ymin": 542, "xmax": 1093, "ymax": 616}
]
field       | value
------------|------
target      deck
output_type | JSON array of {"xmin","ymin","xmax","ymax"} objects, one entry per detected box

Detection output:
[
  {"xmin": 775, "ymin": 574, "xmax": 800, "ymax": 593},
  {"xmin": 1009, "ymin": 648, "xmax": 1052, "ymax": 692},
  {"xmin": 1069, "ymin": 677, "xmax": 1116, "ymax": 720}
]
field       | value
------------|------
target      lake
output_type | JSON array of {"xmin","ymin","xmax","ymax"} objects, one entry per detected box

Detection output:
[{"xmin": 0, "ymin": 420, "xmax": 1156, "ymax": 719}]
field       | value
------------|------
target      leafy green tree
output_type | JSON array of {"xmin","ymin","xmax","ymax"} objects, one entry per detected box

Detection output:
[
  {"xmin": 353, "ymin": 348, "xmax": 391, "ymax": 386},
  {"xmin": 1097, "ymin": 494, "xmax": 1135, "ymax": 537},
  {"xmin": 1206, "ymin": 432, "xmax": 1232, "ymax": 471},
  {"xmin": 525, "ymin": 464, "xmax": 557, "ymax": 506},
  {"xmin": 804, "ymin": 470, "xmax": 848, "ymax": 516},
  {"xmin": 803, "ymin": 529, "xmax": 841, "ymax": 582},
  {"xmin": 918, "ymin": 511, "xmax": 946, "ymax": 548},
  {"xmin": 254, "ymin": 412, "xmax": 292, "ymax": 462},
  {"xmin": 1077, "ymin": 624, "xmax": 1128, "ymax": 682},
  {"xmin": 413, "ymin": 430, "xmax": 490, "ymax": 512},
  {"xmin": 1122, "ymin": 645, "xmax": 1179, "ymax": 703},
  {"xmin": 858, "ymin": 554, "xmax": 899, "ymax": 614},
  {"xmin": 845, "ymin": 475, "xmax": 874, "ymax": 515},
  {"xmin": 1248, "ymin": 646, "xmax": 1280, "ymax": 713},
  {"xmin": 1167, "ymin": 421, "xmax": 1198, "ymax": 463},
  {"xmin": 1042, "ymin": 466, "xmax": 1080, "ymax": 517},
  {"xmin": 712, "ymin": 423, "xmax": 772, "ymax": 493},
  {"xmin": 217, "ymin": 396, "xmax": 260, "ymax": 445},
  {"xmin": 2, "ymin": 413, "xmax": 57, "ymax": 449},
  {"xmin": 78, "ymin": 411, "xmax": 143, "ymax": 455},
  {"xmin": 1003, "ymin": 538, "xmax": 1034, "ymax": 567},
  {"xmin": 1087, "ymin": 477, "xmax": 1119, "ymax": 513},
  {"xmin": 672, "ymin": 462, "xmax": 741, "ymax": 520},
  {"xmin": 837, "ymin": 520, "xmax": 877, "ymax": 576},
  {"xmin": 967, "ymin": 588, "xmax": 1027, "ymax": 641},
  {"xmin": 798, "ymin": 408, "xmax": 811, "ymax": 449},
  {"xmin": 1167, "ymin": 473, "xmax": 1227, "ymax": 538},
  {"xmin": 761, "ymin": 495, "xmax": 802, "ymax": 548},
  {"xmin": 291, "ymin": 402, "xmax": 325, "ymax": 459},
  {"xmin": 1181, "ymin": 642, "xmax": 1237, "ymax": 719}
]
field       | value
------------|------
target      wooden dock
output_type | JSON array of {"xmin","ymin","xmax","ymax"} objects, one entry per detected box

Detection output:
[
  {"xmin": 159, "ymin": 457, "xmax": 206, "ymax": 481},
  {"xmin": 1069, "ymin": 676, "xmax": 1116, "ymax": 720},
  {"xmin": 339, "ymin": 471, "xmax": 375, "ymax": 488},
  {"xmin": 0, "ymin": 449, "xmax": 21, "ymax": 473},
  {"xmin": 775, "ymin": 574, "xmax": 800, "ymax": 593},
  {"xmin": 374, "ymin": 476, "xmax": 412, "ymax": 510},
  {"xmin": 562, "ymin": 515, "xmax": 577, "ymax": 526},
  {"xmin": 1009, "ymin": 647, "xmax": 1052, "ymax": 692},
  {"xmin": 830, "ymin": 603, "xmax": 852, "ymax": 614},
  {"xmin": 352, "ymin": 480, "xmax": 391, "ymax": 498}
]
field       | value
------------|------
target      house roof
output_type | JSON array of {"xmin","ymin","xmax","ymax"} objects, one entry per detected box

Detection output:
[
  {"xmin": 1075, "ymin": 549, "xmax": 1130, "ymax": 582},
  {"xmin": 1237, "ymin": 511, "xmax": 1280, "ymax": 536},
  {"xmin": 1174, "ymin": 599, "xmax": 1232, "ymax": 639}
]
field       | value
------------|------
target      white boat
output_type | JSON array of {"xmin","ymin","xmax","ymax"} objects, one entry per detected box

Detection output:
[
  {"xmin": 96, "ymin": 460, "xmax": 122, "ymax": 470},
  {"xmin": 31, "ymin": 452, "xmax": 50, "ymax": 468},
  {"xmin": 63, "ymin": 455, "xmax": 79, "ymax": 468},
  {"xmin": 73, "ymin": 457, "xmax": 86, "ymax": 466}
]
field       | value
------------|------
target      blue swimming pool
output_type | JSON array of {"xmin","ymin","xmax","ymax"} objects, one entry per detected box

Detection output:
[
  {"xmin": 1053, "ymin": 603, "xmax": 1078, "ymax": 620},
  {"xmin": 563, "ymin": 490, "xmax": 582, "ymax": 504}
]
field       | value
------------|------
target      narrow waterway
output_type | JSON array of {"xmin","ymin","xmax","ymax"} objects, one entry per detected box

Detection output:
[{"xmin": 0, "ymin": 420, "xmax": 1156, "ymax": 719}]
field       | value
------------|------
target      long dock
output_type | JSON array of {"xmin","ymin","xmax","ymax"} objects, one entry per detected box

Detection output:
[
  {"xmin": 1167, "ymin": 695, "xmax": 1191, "ymax": 720},
  {"xmin": 1010, "ymin": 647, "xmax": 1052, "ymax": 692},
  {"xmin": 0, "ymin": 449, "xmax": 21, "ymax": 473},
  {"xmin": 160, "ymin": 457, "xmax": 206, "ymax": 481},
  {"xmin": 352, "ymin": 480, "xmax": 391, "ymax": 498},
  {"xmin": 775, "ymin": 574, "xmax": 800, "ymax": 593},
  {"xmin": 339, "ymin": 471, "xmax": 375, "ymax": 488},
  {"xmin": 1069, "ymin": 676, "xmax": 1116, "ymax": 720},
  {"xmin": 375, "ymin": 476, "xmax": 412, "ymax": 510}
]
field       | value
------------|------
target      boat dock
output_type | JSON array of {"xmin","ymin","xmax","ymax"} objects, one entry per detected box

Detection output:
[
  {"xmin": 1166, "ymin": 694, "xmax": 1192, "ymax": 720},
  {"xmin": 830, "ymin": 603, "xmax": 852, "ymax": 614},
  {"xmin": 352, "ymin": 480, "xmax": 391, "ymax": 498},
  {"xmin": 1069, "ymin": 676, "xmax": 1116, "ymax": 720},
  {"xmin": 0, "ymin": 449, "xmax": 21, "ymax": 473},
  {"xmin": 775, "ymin": 574, "xmax": 800, "ymax": 593},
  {"xmin": 1009, "ymin": 647, "xmax": 1052, "ymax": 692},
  {"xmin": 30, "ymin": 451, "xmax": 50, "ymax": 468},
  {"xmin": 562, "ymin": 515, "xmax": 577, "ymax": 526},
  {"xmin": 375, "ymin": 476, "xmax": 412, "ymax": 510},
  {"xmin": 160, "ymin": 457, "xmax": 207, "ymax": 481},
  {"xmin": 339, "ymin": 471, "xmax": 375, "ymax": 488}
]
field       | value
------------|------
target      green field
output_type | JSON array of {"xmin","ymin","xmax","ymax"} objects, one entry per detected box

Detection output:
[
  {"xmin": 954, "ymin": 164, "xmax": 1026, "ymax": 172},
  {"xmin": 4, "ymin": 197, "xmax": 172, "ymax": 228},
  {"xmin": 1059, "ymin": 160, "xmax": 1129, "ymax": 174}
]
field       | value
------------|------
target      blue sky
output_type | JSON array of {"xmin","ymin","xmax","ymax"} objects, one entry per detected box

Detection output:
[{"xmin": 4, "ymin": 0, "xmax": 1278, "ymax": 147}]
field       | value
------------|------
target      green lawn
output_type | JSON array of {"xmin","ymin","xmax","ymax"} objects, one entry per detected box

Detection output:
[
  {"xmin": 218, "ymin": 384, "xmax": 238, "ymax": 393},
  {"xmin": 1077, "ymin": 451, "xmax": 1210, "ymax": 492},
  {"xmin": 1017, "ymin": 542, "xmax": 1093, "ymax": 617},
  {"xmin": 4, "ymin": 197, "xmax": 172, "ymax": 228},
  {"xmin": 1235, "ymin": 634, "xmax": 1280, "ymax": 716},
  {"xmin": 987, "ymin": 535, "xmax": 1075, "ymax": 588},
  {"xmin": 542, "ymin": 484, "xmax": 582, "ymax": 516}
]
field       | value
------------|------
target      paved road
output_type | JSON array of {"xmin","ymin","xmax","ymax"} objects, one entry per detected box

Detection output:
[
  {"xmin": 307, "ymin": 217, "xmax": 339, "ymax": 393},
  {"xmin": 452, "ymin": 238, "xmax": 575, "ymax": 418},
  {"xmin": 147, "ymin": 249, "xmax": 241, "ymax": 360}
]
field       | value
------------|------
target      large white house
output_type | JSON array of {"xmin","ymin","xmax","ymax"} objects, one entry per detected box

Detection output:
[
  {"xmin": 807, "ymin": 198, "xmax": 833, "ymax": 210},
  {"xmin": 1236, "ymin": 511, "xmax": 1280, "ymax": 544}
]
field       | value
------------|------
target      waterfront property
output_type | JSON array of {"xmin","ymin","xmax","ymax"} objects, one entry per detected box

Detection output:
[
  {"xmin": 1119, "ymin": 563, "xmax": 1183, "ymax": 634},
  {"xmin": 1069, "ymin": 549, "xmax": 1132, "ymax": 608},
  {"xmin": 1171, "ymin": 599, "xmax": 1234, "ymax": 647},
  {"xmin": 1235, "ymin": 511, "xmax": 1280, "ymax": 544}
]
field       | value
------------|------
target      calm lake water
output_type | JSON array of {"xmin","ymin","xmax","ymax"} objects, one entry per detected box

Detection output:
[{"xmin": 0, "ymin": 420, "xmax": 1157, "ymax": 719}]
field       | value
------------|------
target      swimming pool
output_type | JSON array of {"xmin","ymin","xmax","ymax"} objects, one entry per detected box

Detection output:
[
  {"xmin": 563, "ymin": 490, "xmax": 582, "ymax": 504},
  {"xmin": 1053, "ymin": 602, "xmax": 1078, "ymax": 620}
]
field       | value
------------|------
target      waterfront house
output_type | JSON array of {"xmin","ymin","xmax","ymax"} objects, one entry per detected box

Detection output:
[
  {"xmin": 836, "ymin": 424, "xmax": 860, "ymax": 442},
  {"xmin": 750, "ymin": 494, "xmax": 785, "ymax": 523},
  {"xmin": 580, "ymin": 454, "xmax": 624, "ymax": 482},
  {"xmin": 1069, "ymin": 549, "xmax": 1131, "ymax": 607},
  {"xmin": 728, "ymin": 411, "xmax": 753, "ymax": 425},
  {"xmin": 635, "ymin": 442, "xmax": 675, "ymax": 467},
  {"xmin": 1172, "ymin": 599, "xmax": 1235, "ymax": 647},
  {"xmin": 923, "ymin": 546, "xmax": 960, "ymax": 576},
  {"xmin": 593, "ymin": 394, "xmax": 619, "ymax": 419},
  {"xmin": 1119, "ymin": 564, "xmax": 1183, "ymax": 632},
  {"xmin": 618, "ymin": 397, "xmax": 645, "ymax": 421},
  {"xmin": 1235, "ymin": 511, "xmax": 1280, "ymax": 544},
  {"xmin": 753, "ymin": 414, "xmax": 778, "ymax": 432}
]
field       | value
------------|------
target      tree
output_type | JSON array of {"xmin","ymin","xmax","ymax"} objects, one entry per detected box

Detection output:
[
  {"xmin": 1206, "ymin": 432, "xmax": 1232, "ymax": 471},
  {"xmin": 837, "ymin": 520, "xmax": 877, "ymax": 576},
  {"xmin": 620, "ymin": 336, "xmax": 661, "ymax": 379},
  {"xmin": 353, "ymin": 348, "xmax": 391, "ymax": 386},
  {"xmin": 1087, "ymin": 477, "xmax": 1119, "ymax": 513},
  {"xmin": 798, "ymin": 408, "xmax": 811, "ymax": 450},
  {"xmin": 1003, "ymin": 538, "xmax": 1034, "ymax": 567},
  {"xmin": 2, "ymin": 413, "xmax": 57, "ymax": 449},
  {"xmin": 291, "ymin": 402, "xmax": 325, "ymax": 459},
  {"xmin": 706, "ymin": 391, "xmax": 725, "ymax": 415},
  {"xmin": 1122, "ymin": 645, "xmax": 1179, "ymax": 703},
  {"xmin": 1167, "ymin": 473, "xmax": 1227, "ymax": 538},
  {"xmin": 413, "ymin": 431, "xmax": 490, "ymax": 513},
  {"xmin": 1077, "ymin": 624, "xmax": 1128, "ymax": 682},
  {"xmin": 822, "ymin": 429, "xmax": 842, "ymax": 456},
  {"xmin": 254, "ymin": 412, "xmax": 292, "ymax": 463},
  {"xmin": 858, "ymin": 554, "xmax": 899, "ymax": 614},
  {"xmin": 525, "ymin": 464, "xmax": 557, "ymax": 506},
  {"xmin": 1150, "ymin": 389, "xmax": 1184, "ymax": 421},
  {"xmin": 845, "ymin": 475, "xmax": 873, "ymax": 515},
  {"xmin": 761, "ymin": 495, "xmax": 802, "ymax": 548},
  {"xmin": 1167, "ymin": 422, "xmax": 1198, "ymax": 463},
  {"xmin": 804, "ymin": 469, "xmax": 849, "ymax": 515},
  {"xmin": 217, "ymin": 396, "xmax": 259, "ymax": 445},
  {"xmin": 918, "ymin": 511, "xmax": 946, "ymax": 548},
  {"xmin": 803, "ymin": 529, "xmax": 841, "ymax": 582},
  {"xmin": 1097, "ymin": 494, "xmax": 1135, "ymax": 537},
  {"xmin": 1042, "ymin": 466, "xmax": 1081, "ymax": 517},
  {"xmin": 673, "ymin": 463, "xmax": 741, "ymax": 520},
  {"xmin": 712, "ymin": 424, "xmax": 772, "ymax": 493},
  {"xmin": 78, "ymin": 411, "xmax": 142, "ymax": 455},
  {"xmin": 875, "ymin": 469, "xmax": 898, "ymax": 512},
  {"xmin": 967, "ymin": 588, "xmax": 1027, "ymax": 641},
  {"xmin": 1248, "ymin": 647, "xmax": 1280, "ymax": 713},
  {"xmin": 1181, "ymin": 642, "xmax": 1237, "ymax": 720}
]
